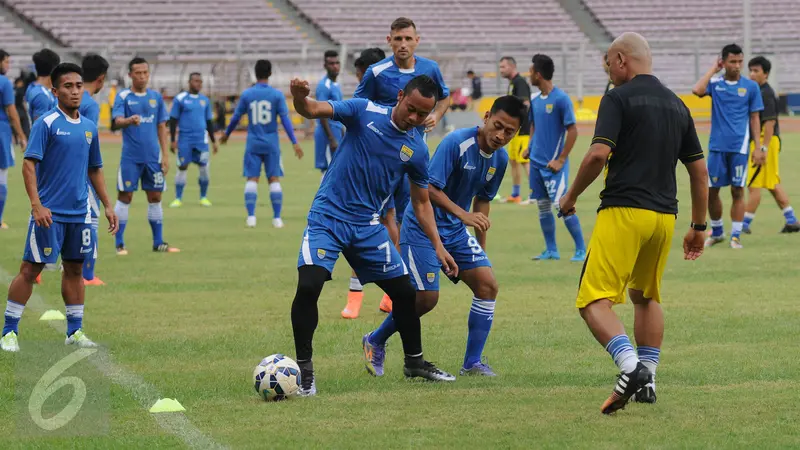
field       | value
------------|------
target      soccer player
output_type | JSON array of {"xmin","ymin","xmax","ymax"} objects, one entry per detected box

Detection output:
[
  {"xmin": 79, "ymin": 53, "xmax": 109, "ymax": 285},
  {"xmin": 314, "ymin": 51, "xmax": 343, "ymax": 176},
  {"xmin": 0, "ymin": 50, "xmax": 28, "ymax": 230},
  {"xmin": 290, "ymin": 75, "xmax": 458, "ymax": 395},
  {"xmin": 25, "ymin": 49, "xmax": 60, "ymax": 123},
  {"xmin": 692, "ymin": 43, "xmax": 763, "ymax": 248},
  {"xmin": 743, "ymin": 56, "xmax": 799, "ymax": 234},
  {"xmin": 362, "ymin": 96, "xmax": 524, "ymax": 377},
  {"xmin": 522, "ymin": 54, "xmax": 586, "ymax": 261},
  {"xmin": 222, "ymin": 59, "xmax": 303, "ymax": 229},
  {"xmin": 1, "ymin": 63, "xmax": 118, "ymax": 353},
  {"xmin": 353, "ymin": 48, "xmax": 386, "ymax": 83},
  {"xmin": 559, "ymin": 33, "xmax": 708, "ymax": 414},
  {"xmin": 497, "ymin": 56, "xmax": 531, "ymax": 204},
  {"xmin": 112, "ymin": 57, "xmax": 179, "ymax": 254},
  {"xmin": 169, "ymin": 73, "xmax": 217, "ymax": 207}
]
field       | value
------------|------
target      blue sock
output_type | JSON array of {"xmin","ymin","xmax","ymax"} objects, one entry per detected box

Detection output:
[
  {"xmin": 148, "ymin": 202, "xmax": 164, "ymax": 247},
  {"xmin": 511, "ymin": 184, "xmax": 520, "ymax": 198},
  {"xmin": 369, "ymin": 312, "xmax": 397, "ymax": 347},
  {"xmin": 0, "ymin": 183, "xmax": 7, "ymax": 224},
  {"xmin": 637, "ymin": 345, "xmax": 660, "ymax": 376},
  {"xmin": 198, "ymin": 166, "xmax": 209, "ymax": 199},
  {"xmin": 65, "ymin": 304, "xmax": 83, "ymax": 337},
  {"xmin": 464, "ymin": 298, "xmax": 495, "ymax": 368},
  {"xmin": 783, "ymin": 206, "xmax": 797, "ymax": 225},
  {"xmin": 537, "ymin": 200, "xmax": 558, "ymax": 252},
  {"xmin": 114, "ymin": 201, "xmax": 129, "ymax": 248},
  {"xmin": 563, "ymin": 214, "xmax": 586, "ymax": 251},
  {"xmin": 175, "ymin": 169, "xmax": 187, "ymax": 201},
  {"xmin": 605, "ymin": 334, "xmax": 639, "ymax": 373},
  {"xmin": 710, "ymin": 219, "xmax": 724, "ymax": 237},
  {"xmin": 175, "ymin": 183, "xmax": 185, "ymax": 200},
  {"xmin": 743, "ymin": 212, "xmax": 754, "ymax": 230},
  {"xmin": 3, "ymin": 300, "xmax": 24, "ymax": 335},
  {"xmin": 82, "ymin": 225, "xmax": 98, "ymax": 280},
  {"xmin": 245, "ymin": 181, "xmax": 257, "ymax": 217},
  {"xmin": 269, "ymin": 182, "xmax": 283, "ymax": 219}
]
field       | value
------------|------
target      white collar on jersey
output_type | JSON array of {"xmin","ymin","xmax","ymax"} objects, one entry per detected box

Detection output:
[
  {"xmin": 133, "ymin": 90, "xmax": 148, "ymax": 97},
  {"xmin": 479, "ymin": 150, "xmax": 492, "ymax": 159},
  {"xmin": 389, "ymin": 119, "xmax": 407, "ymax": 133},
  {"xmin": 57, "ymin": 106, "xmax": 81, "ymax": 124}
]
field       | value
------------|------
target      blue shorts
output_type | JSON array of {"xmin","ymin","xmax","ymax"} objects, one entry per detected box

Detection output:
[
  {"xmin": 177, "ymin": 141, "xmax": 210, "ymax": 168},
  {"xmin": 118, "ymin": 160, "xmax": 165, "ymax": 192},
  {"xmin": 243, "ymin": 151, "xmax": 283, "ymax": 179},
  {"xmin": 314, "ymin": 127, "xmax": 342, "ymax": 171},
  {"xmin": 23, "ymin": 219, "xmax": 92, "ymax": 264},
  {"xmin": 297, "ymin": 212, "xmax": 408, "ymax": 284},
  {"xmin": 530, "ymin": 162, "xmax": 569, "ymax": 202},
  {"xmin": 708, "ymin": 151, "xmax": 749, "ymax": 188},
  {"xmin": 0, "ymin": 130, "xmax": 14, "ymax": 169},
  {"xmin": 402, "ymin": 227, "xmax": 492, "ymax": 291}
]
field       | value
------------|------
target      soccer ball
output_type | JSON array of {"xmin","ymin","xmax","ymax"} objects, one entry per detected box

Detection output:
[{"xmin": 252, "ymin": 354, "xmax": 301, "ymax": 401}]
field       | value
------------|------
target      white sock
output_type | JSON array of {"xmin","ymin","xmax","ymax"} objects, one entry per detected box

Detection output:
[
  {"xmin": 114, "ymin": 201, "xmax": 130, "ymax": 222},
  {"xmin": 349, "ymin": 277, "xmax": 363, "ymax": 292},
  {"xmin": 744, "ymin": 212, "xmax": 755, "ymax": 220},
  {"xmin": 147, "ymin": 202, "xmax": 163, "ymax": 222},
  {"xmin": 175, "ymin": 169, "xmax": 188, "ymax": 185},
  {"xmin": 732, "ymin": 221, "xmax": 743, "ymax": 235},
  {"xmin": 269, "ymin": 181, "xmax": 282, "ymax": 193},
  {"xmin": 65, "ymin": 304, "xmax": 84, "ymax": 319},
  {"xmin": 5, "ymin": 300, "xmax": 24, "ymax": 319}
]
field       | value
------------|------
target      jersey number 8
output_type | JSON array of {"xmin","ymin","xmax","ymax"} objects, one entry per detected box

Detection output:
[
  {"xmin": 249, "ymin": 100, "xmax": 273, "ymax": 125},
  {"xmin": 82, "ymin": 228, "xmax": 92, "ymax": 248}
]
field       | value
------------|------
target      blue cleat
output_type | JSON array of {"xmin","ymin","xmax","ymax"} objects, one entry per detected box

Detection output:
[
  {"xmin": 362, "ymin": 333, "xmax": 386, "ymax": 377},
  {"xmin": 532, "ymin": 250, "xmax": 560, "ymax": 261},
  {"xmin": 460, "ymin": 357, "xmax": 497, "ymax": 377},
  {"xmin": 571, "ymin": 249, "xmax": 587, "ymax": 262}
]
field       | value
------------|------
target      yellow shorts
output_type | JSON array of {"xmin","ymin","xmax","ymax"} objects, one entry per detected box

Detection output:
[
  {"xmin": 748, "ymin": 135, "xmax": 781, "ymax": 190},
  {"xmin": 507, "ymin": 134, "xmax": 530, "ymax": 163},
  {"xmin": 576, "ymin": 207, "xmax": 676, "ymax": 308}
]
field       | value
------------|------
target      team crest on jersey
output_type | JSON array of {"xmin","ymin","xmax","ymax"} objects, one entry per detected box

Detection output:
[
  {"xmin": 712, "ymin": 177, "xmax": 718, "ymax": 183},
  {"xmin": 546, "ymin": 104, "xmax": 554, "ymax": 114},
  {"xmin": 44, "ymin": 248, "xmax": 52, "ymax": 256},
  {"xmin": 149, "ymin": 99, "xmax": 157, "ymax": 108},
  {"xmin": 125, "ymin": 181, "xmax": 132, "ymax": 187},
  {"xmin": 426, "ymin": 272, "xmax": 436, "ymax": 283},
  {"xmin": 400, "ymin": 145, "xmax": 414, "ymax": 162},
  {"xmin": 85, "ymin": 131, "xmax": 93, "ymax": 144},
  {"xmin": 317, "ymin": 249, "xmax": 326, "ymax": 260},
  {"xmin": 738, "ymin": 88, "xmax": 747, "ymax": 97},
  {"xmin": 200, "ymin": 100, "xmax": 206, "ymax": 107},
  {"xmin": 486, "ymin": 167, "xmax": 496, "ymax": 181}
]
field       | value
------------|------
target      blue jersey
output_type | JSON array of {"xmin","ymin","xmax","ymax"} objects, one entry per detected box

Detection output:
[
  {"xmin": 707, "ymin": 76, "xmax": 764, "ymax": 153},
  {"xmin": 529, "ymin": 87, "xmax": 576, "ymax": 168},
  {"xmin": 0, "ymin": 74, "xmax": 13, "ymax": 129},
  {"xmin": 355, "ymin": 55, "xmax": 449, "ymax": 106},
  {"xmin": 79, "ymin": 91, "xmax": 100, "ymax": 123},
  {"xmin": 310, "ymin": 99, "xmax": 429, "ymax": 225},
  {"xmin": 226, "ymin": 83, "xmax": 297, "ymax": 154},
  {"xmin": 170, "ymin": 91, "xmax": 212, "ymax": 145},
  {"xmin": 25, "ymin": 82, "xmax": 56, "ymax": 123},
  {"xmin": 24, "ymin": 108, "xmax": 102, "ymax": 223},
  {"xmin": 403, "ymin": 127, "xmax": 507, "ymax": 243},
  {"xmin": 315, "ymin": 76, "xmax": 344, "ymax": 131},
  {"xmin": 112, "ymin": 88, "xmax": 169, "ymax": 163}
]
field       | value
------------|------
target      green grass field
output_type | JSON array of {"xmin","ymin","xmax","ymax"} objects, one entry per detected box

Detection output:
[{"xmin": 1, "ymin": 131, "xmax": 799, "ymax": 449}]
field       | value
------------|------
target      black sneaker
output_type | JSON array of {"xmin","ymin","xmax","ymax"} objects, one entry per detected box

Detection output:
[
  {"xmin": 116, "ymin": 245, "xmax": 128, "ymax": 256},
  {"xmin": 780, "ymin": 223, "xmax": 800, "ymax": 233},
  {"xmin": 403, "ymin": 359, "xmax": 456, "ymax": 382},
  {"xmin": 601, "ymin": 362, "xmax": 652, "ymax": 415},
  {"xmin": 742, "ymin": 227, "xmax": 752, "ymax": 234},
  {"xmin": 153, "ymin": 242, "xmax": 180, "ymax": 253},
  {"xmin": 297, "ymin": 366, "xmax": 316, "ymax": 397},
  {"xmin": 633, "ymin": 382, "xmax": 657, "ymax": 404}
]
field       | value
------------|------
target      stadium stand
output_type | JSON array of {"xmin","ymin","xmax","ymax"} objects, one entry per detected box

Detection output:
[{"xmin": 0, "ymin": 16, "xmax": 42, "ymax": 55}]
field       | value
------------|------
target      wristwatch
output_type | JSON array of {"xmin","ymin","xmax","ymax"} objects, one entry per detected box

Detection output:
[
  {"xmin": 691, "ymin": 222, "xmax": 707, "ymax": 231},
  {"xmin": 760, "ymin": 145, "xmax": 768, "ymax": 153}
]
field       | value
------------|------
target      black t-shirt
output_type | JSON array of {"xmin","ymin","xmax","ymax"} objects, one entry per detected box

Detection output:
[
  {"xmin": 759, "ymin": 82, "xmax": 779, "ymax": 138},
  {"xmin": 508, "ymin": 74, "xmax": 531, "ymax": 135},
  {"xmin": 471, "ymin": 77, "xmax": 482, "ymax": 99},
  {"xmin": 592, "ymin": 74, "xmax": 704, "ymax": 214}
]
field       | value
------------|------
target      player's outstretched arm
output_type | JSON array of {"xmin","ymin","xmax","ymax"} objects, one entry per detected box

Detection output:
[
  {"xmin": 429, "ymin": 185, "xmax": 489, "ymax": 232},
  {"xmin": 683, "ymin": 158, "xmax": 709, "ymax": 260},
  {"xmin": 692, "ymin": 58, "xmax": 723, "ymax": 97},
  {"xmin": 409, "ymin": 183, "xmax": 458, "ymax": 277},
  {"xmin": 559, "ymin": 142, "xmax": 610, "ymax": 216},
  {"xmin": 290, "ymin": 79, "xmax": 333, "ymax": 119},
  {"xmin": 88, "ymin": 167, "xmax": 118, "ymax": 234},
  {"xmin": 472, "ymin": 197, "xmax": 491, "ymax": 250}
]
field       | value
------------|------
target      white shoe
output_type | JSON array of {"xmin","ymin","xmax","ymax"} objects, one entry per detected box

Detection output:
[
  {"xmin": 519, "ymin": 199, "xmax": 532, "ymax": 206},
  {"xmin": 1, "ymin": 331, "xmax": 20, "ymax": 352},
  {"xmin": 272, "ymin": 218, "xmax": 284, "ymax": 229},
  {"xmin": 729, "ymin": 237, "xmax": 743, "ymax": 249},
  {"xmin": 246, "ymin": 216, "xmax": 257, "ymax": 228},
  {"xmin": 704, "ymin": 235, "xmax": 725, "ymax": 248},
  {"xmin": 65, "ymin": 330, "xmax": 97, "ymax": 348}
]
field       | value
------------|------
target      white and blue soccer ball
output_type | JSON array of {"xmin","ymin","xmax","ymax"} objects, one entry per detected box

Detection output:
[{"xmin": 252, "ymin": 354, "xmax": 301, "ymax": 401}]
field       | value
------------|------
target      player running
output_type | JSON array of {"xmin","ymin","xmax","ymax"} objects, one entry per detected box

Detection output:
[
  {"xmin": 692, "ymin": 43, "xmax": 763, "ymax": 248},
  {"xmin": 25, "ymin": 49, "xmax": 60, "ymax": 123},
  {"xmin": 222, "ymin": 59, "xmax": 303, "ymax": 229},
  {"xmin": 1, "ymin": 63, "xmax": 118, "ymax": 353},
  {"xmin": 362, "ymin": 95, "xmax": 525, "ymax": 377},
  {"xmin": 0, "ymin": 49, "xmax": 28, "ymax": 230},
  {"xmin": 742, "ymin": 56, "xmax": 799, "ymax": 234},
  {"xmin": 290, "ymin": 75, "xmax": 459, "ymax": 395},
  {"xmin": 314, "ymin": 51, "xmax": 343, "ymax": 176},
  {"xmin": 522, "ymin": 54, "xmax": 586, "ymax": 261},
  {"xmin": 79, "ymin": 54, "xmax": 109, "ymax": 285},
  {"xmin": 169, "ymin": 73, "xmax": 217, "ymax": 207},
  {"xmin": 112, "ymin": 57, "xmax": 179, "ymax": 255}
]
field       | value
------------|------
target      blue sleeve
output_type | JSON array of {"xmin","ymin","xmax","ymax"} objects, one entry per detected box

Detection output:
[
  {"xmin": 169, "ymin": 96, "xmax": 181, "ymax": 119},
  {"xmin": 24, "ymin": 120, "xmax": 48, "ymax": 161},
  {"xmin": 86, "ymin": 103, "xmax": 101, "ymax": 124},
  {"xmin": 205, "ymin": 97, "xmax": 213, "ymax": 121},
  {"xmin": 111, "ymin": 93, "xmax": 125, "ymax": 119},
  {"xmin": 329, "ymin": 98, "xmax": 366, "ymax": 128},
  {"xmin": 405, "ymin": 143, "xmax": 430, "ymax": 188},
  {"xmin": 225, "ymin": 94, "xmax": 247, "ymax": 135},
  {"xmin": 478, "ymin": 153, "xmax": 508, "ymax": 200},
  {"xmin": 30, "ymin": 95, "xmax": 46, "ymax": 121},
  {"xmin": 560, "ymin": 94, "xmax": 576, "ymax": 127},
  {"xmin": 278, "ymin": 96, "xmax": 297, "ymax": 145},
  {"xmin": 431, "ymin": 63, "xmax": 450, "ymax": 99},
  {"xmin": 749, "ymin": 83, "xmax": 764, "ymax": 113},
  {"xmin": 427, "ymin": 136, "xmax": 458, "ymax": 189},
  {"xmin": 158, "ymin": 96, "xmax": 169, "ymax": 123},
  {"xmin": 354, "ymin": 68, "xmax": 375, "ymax": 99},
  {"xmin": 1, "ymin": 78, "xmax": 13, "ymax": 106},
  {"xmin": 88, "ymin": 126, "xmax": 103, "ymax": 168}
]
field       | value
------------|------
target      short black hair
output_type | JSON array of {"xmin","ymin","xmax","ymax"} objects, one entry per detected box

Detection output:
[
  {"xmin": 467, "ymin": 70, "xmax": 475, "ymax": 76},
  {"xmin": 50, "ymin": 62, "xmax": 83, "ymax": 88},
  {"xmin": 354, "ymin": 48, "xmax": 386, "ymax": 71},
  {"xmin": 128, "ymin": 56, "xmax": 148, "ymax": 72},
  {"xmin": 189, "ymin": 72, "xmax": 202, "ymax": 80},
  {"xmin": 402, "ymin": 75, "xmax": 439, "ymax": 100},
  {"xmin": 81, "ymin": 53, "xmax": 109, "ymax": 83},
  {"xmin": 489, "ymin": 95, "xmax": 526, "ymax": 121},
  {"xmin": 255, "ymin": 59, "xmax": 272, "ymax": 79},
  {"xmin": 748, "ymin": 56, "xmax": 771, "ymax": 74},
  {"xmin": 33, "ymin": 49, "xmax": 61, "ymax": 77},
  {"xmin": 721, "ymin": 43, "xmax": 743, "ymax": 60},
  {"xmin": 0, "ymin": 49, "xmax": 8, "ymax": 62},
  {"xmin": 500, "ymin": 56, "xmax": 516, "ymax": 66},
  {"xmin": 324, "ymin": 50, "xmax": 338, "ymax": 60},
  {"xmin": 391, "ymin": 17, "xmax": 416, "ymax": 31},
  {"xmin": 531, "ymin": 54, "xmax": 555, "ymax": 81}
]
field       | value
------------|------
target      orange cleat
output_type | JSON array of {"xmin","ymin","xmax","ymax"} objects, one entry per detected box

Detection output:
[
  {"xmin": 506, "ymin": 195, "xmax": 521, "ymax": 204},
  {"xmin": 34, "ymin": 273, "xmax": 42, "ymax": 284},
  {"xmin": 379, "ymin": 294, "xmax": 392, "ymax": 313},
  {"xmin": 0, "ymin": 222, "xmax": 9, "ymax": 229},
  {"xmin": 84, "ymin": 277, "xmax": 105, "ymax": 286},
  {"xmin": 341, "ymin": 291, "xmax": 363, "ymax": 319}
]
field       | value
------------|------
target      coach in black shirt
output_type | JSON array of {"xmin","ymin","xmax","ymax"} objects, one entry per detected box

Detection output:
[{"xmin": 559, "ymin": 32, "xmax": 709, "ymax": 415}]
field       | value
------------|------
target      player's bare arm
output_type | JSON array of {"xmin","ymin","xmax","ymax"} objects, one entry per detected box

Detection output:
[
  {"xmin": 88, "ymin": 167, "xmax": 119, "ymax": 234},
  {"xmin": 692, "ymin": 58, "xmax": 723, "ymax": 97},
  {"xmin": 381, "ymin": 208, "xmax": 400, "ymax": 249},
  {"xmin": 429, "ymin": 185, "xmax": 489, "ymax": 232},
  {"xmin": 158, "ymin": 121, "xmax": 170, "ymax": 175},
  {"xmin": 113, "ymin": 115, "xmax": 142, "ymax": 129},
  {"xmin": 410, "ymin": 182, "xmax": 458, "ymax": 277},
  {"xmin": 684, "ymin": 158, "xmax": 709, "ymax": 260},
  {"xmin": 522, "ymin": 123, "xmax": 535, "ymax": 159},
  {"xmin": 424, "ymin": 97, "xmax": 449, "ymax": 133},
  {"xmin": 6, "ymin": 104, "xmax": 26, "ymax": 149},
  {"xmin": 472, "ymin": 197, "xmax": 491, "ymax": 250},
  {"xmin": 169, "ymin": 117, "xmax": 177, "ymax": 153},
  {"xmin": 22, "ymin": 158, "xmax": 51, "ymax": 228},
  {"xmin": 548, "ymin": 123, "xmax": 578, "ymax": 173},
  {"xmin": 750, "ymin": 112, "xmax": 765, "ymax": 165},
  {"xmin": 319, "ymin": 117, "xmax": 338, "ymax": 152},
  {"xmin": 290, "ymin": 79, "xmax": 333, "ymax": 119},
  {"xmin": 559, "ymin": 142, "xmax": 611, "ymax": 216}
]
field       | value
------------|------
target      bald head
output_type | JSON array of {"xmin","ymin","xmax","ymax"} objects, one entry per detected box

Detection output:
[{"xmin": 606, "ymin": 32, "xmax": 652, "ymax": 86}]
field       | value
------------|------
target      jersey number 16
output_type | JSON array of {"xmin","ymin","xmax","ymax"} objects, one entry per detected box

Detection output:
[{"xmin": 249, "ymin": 100, "xmax": 273, "ymax": 125}]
